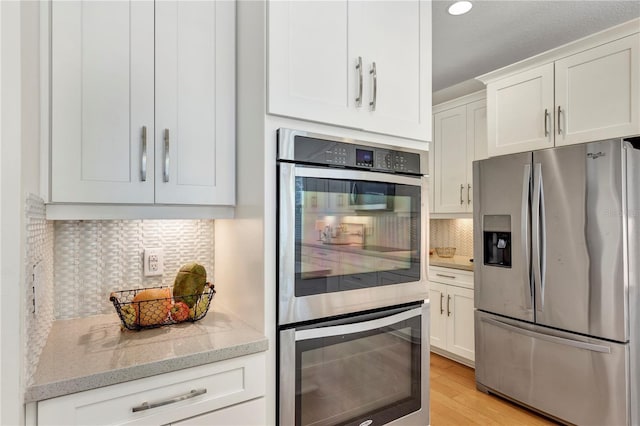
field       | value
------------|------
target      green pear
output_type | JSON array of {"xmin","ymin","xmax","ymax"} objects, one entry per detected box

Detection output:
[{"xmin": 172, "ymin": 263, "xmax": 207, "ymax": 308}]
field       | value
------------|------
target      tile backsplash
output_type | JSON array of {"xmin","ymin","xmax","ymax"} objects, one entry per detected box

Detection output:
[
  {"xmin": 54, "ymin": 219, "xmax": 215, "ymax": 319},
  {"xmin": 429, "ymin": 218, "xmax": 473, "ymax": 257},
  {"xmin": 24, "ymin": 210, "xmax": 216, "ymax": 385},
  {"xmin": 25, "ymin": 195, "xmax": 55, "ymax": 386}
]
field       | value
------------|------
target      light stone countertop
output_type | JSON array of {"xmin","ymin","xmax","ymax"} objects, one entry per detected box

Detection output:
[
  {"xmin": 429, "ymin": 254, "xmax": 474, "ymax": 271},
  {"xmin": 25, "ymin": 307, "xmax": 268, "ymax": 403}
]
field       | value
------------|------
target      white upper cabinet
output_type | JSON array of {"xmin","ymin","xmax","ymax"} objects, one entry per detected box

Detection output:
[
  {"xmin": 554, "ymin": 34, "xmax": 639, "ymax": 147},
  {"xmin": 483, "ymin": 28, "xmax": 639, "ymax": 157},
  {"xmin": 267, "ymin": 2, "xmax": 354, "ymax": 128},
  {"xmin": 268, "ymin": 0, "xmax": 431, "ymax": 141},
  {"xmin": 50, "ymin": 1, "xmax": 235, "ymax": 206},
  {"xmin": 432, "ymin": 92, "xmax": 486, "ymax": 215},
  {"xmin": 51, "ymin": 1, "xmax": 155, "ymax": 203},
  {"xmin": 155, "ymin": 1, "xmax": 235, "ymax": 205},
  {"xmin": 487, "ymin": 64, "xmax": 555, "ymax": 157},
  {"xmin": 433, "ymin": 105, "xmax": 468, "ymax": 213}
]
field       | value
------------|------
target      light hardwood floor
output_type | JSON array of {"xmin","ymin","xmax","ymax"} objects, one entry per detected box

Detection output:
[{"xmin": 430, "ymin": 353, "xmax": 560, "ymax": 425}]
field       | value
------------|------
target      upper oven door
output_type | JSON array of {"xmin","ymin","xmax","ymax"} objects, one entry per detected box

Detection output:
[{"xmin": 278, "ymin": 163, "xmax": 428, "ymax": 325}]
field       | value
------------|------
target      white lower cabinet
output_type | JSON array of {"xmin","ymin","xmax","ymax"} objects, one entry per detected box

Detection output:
[
  {"xmin": 36, "ymin": 353, "xmax": 265, "ymax": 426},
  {"xmin": 429, "ymin": 267, "xmax": 475, "ymax": 364}
]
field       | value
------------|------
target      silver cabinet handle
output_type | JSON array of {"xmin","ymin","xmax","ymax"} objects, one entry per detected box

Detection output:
[
  {"xmin": 132, "ymin": 388, "xmax": 207, "ymax": 413},
  {"xmin": 140, "ymin": 126, "xmax": 147, "ymax": 182},
  {"xmin": 163, "ymin": 129, "xmax": 170, "ymax": 182},
  {"xmin": 557, "ymin": 106, "xmax": 562, "ymax": 135},
  {"xmin": 355, "ymin": 56, "xmax": 363, "ymax": 108},
  {"xmin": 460, "ymin": 184, "xmax": 464, "ymax": 205},
  {"xmin": 436, "ymin": 273, "xmax": 456, "ymax": 279},
  {"xmin": 369, "ymin": 62, "xmax": 377, "ymax": 111},
  {"xmin": 544, "ymin": 108, "xmax": 549, "ymax": 137},
  {"xmin": 467, "ymin": 184, "xmax": 471, "ymax": 205},
  {"xmin": 439, "ymin": 292, "xmax": 444, "ymax": 315},
  {"xmin": 447, "ymin": 294, "xmax": 451, "ymax": 317}
]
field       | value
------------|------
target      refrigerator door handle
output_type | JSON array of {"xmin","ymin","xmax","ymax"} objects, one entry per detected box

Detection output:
[
  {"xmin": 521, "ymin": 164, "xmax": 532, "ymax": 310},
  {"xmin": 539, "ymin": 168, "xmax": 547, "ymax": 308},
  {"xmin": 532, "ymin": 163, "xmax": 545, "ymax": 311},
  {"xmin": 481, "ymin": 317, "xmax": 612, "ymax": 354}
]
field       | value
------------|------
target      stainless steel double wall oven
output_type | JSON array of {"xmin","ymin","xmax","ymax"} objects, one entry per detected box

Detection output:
[{"xmin": 277, "ymin": 129, "xmax": 430, "ymax": 426}]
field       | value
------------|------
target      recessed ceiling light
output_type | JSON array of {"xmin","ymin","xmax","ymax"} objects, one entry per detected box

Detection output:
[{"xmin": 448, "ymin": 1, "xmax": 473, "ymax": 16}]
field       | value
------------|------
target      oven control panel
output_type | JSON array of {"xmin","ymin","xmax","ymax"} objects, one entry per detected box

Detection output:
[{"xmin": 292, "ymin": 135, "xmax": 422, "ymax": 175}]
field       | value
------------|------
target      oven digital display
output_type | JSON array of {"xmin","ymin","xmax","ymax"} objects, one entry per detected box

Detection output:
[{"xmin": 356, "ymin": 149, "xmax": 374, "ymax": 167}]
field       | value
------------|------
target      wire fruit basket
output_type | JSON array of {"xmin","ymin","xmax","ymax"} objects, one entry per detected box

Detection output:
[{"xmin": 109, "ymin": 283, "xmax": 216, "ymax": 331}]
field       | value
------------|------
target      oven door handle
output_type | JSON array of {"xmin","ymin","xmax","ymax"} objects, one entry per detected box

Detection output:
[
  {"xmin": 350, "ymin": 182, "xmax": 358, "ymax": 204},
  {"xmin": 295, "ymin": 165, "xmax": 422, "ymax": 186},
  {"xmin": 295, "ymin": 307, "xmax": 422, "ymax": 341}
]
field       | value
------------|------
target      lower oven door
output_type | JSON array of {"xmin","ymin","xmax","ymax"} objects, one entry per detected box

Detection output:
[{"xmin": 279, "ymin": 303, "xmax": 429, "ymax": 426}]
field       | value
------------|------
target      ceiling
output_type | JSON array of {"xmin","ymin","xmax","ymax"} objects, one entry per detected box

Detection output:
[{"xmin": 432, "ymin": 0, "xmax": 640, "ymax": 96}]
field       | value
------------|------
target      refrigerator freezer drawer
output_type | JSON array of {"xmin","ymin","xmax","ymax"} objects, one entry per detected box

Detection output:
[{"xmin": 475, "ymin": 311, "xmax": 629, "ymax": 426}]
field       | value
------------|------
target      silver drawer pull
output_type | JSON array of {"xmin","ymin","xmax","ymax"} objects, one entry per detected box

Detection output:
[
  {"xmin": 436, "ymin": 273, "xmax": 456, "ymax": 279},
  {"xmin": 132, "ymin": 388, "xmax": 207, "ymax": 413}
]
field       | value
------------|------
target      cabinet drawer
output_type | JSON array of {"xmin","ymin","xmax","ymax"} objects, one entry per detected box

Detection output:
[
  {"xmin": 171, "ymin": 397, "xmax": 265, "ymax": 425},
  {"xmin": 37, "ymin": 353, "xmax": 265, "ymax": 426},
  {"xmin": 429, "ymin": 266, "xmax": 473, "ymax": 289}
]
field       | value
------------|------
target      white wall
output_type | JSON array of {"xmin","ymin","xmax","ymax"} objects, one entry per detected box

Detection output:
[
  {"xmin": 1, "ymin": 1, "xmax": 24, "ymax": 424},
  {"xmin": 2, "ymin": 2, "xmax": 43, "ymax": 424},
  {"xmin": 215, "ymin": 0, "xmax": 271, "ymax": 421}
]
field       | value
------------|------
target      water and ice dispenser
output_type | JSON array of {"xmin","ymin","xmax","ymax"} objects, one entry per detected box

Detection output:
[{"xmin": 483, "ymin": 215, "xmax": 512, "ymax": 268}]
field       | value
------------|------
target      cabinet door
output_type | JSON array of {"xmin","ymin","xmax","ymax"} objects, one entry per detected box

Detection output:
[
  {"xmin": 433, "ymin": 105, "xmax": 468, "ymax": 213},
  {"xmin": 267, "ymin": 1, "xmax": 357, "ymax": 129},
  {"xmin": 487, "ymin": 63, "xmax": 554, "ymax": 157},
  {"xmin": 429, "ymin": 282, "xmax": 447, "ymax": 350},
  {"xmin": 171, "ymin": 397, "xmax": 265, "ymax": 426},
  {"xmin": 446, "ymin": 285, "xmax": 475, "ymax": 362},
  {"xmin": 349, "ymin": 0, "xmax": 431, "ymax": 141},
  {"xmin": 51, "ymin": 1, "xmax": 154, "ymax": 203},
  {"xmin": 466, "ymin": 99, "xmax": 487, "ymax": 212},
  {"xmin": 555, "ymin": 34, "xmax": 640, "ymax": 147},
  {"xmin": 155, "ymin": 1, "xmax": 235, "ymax": 205}
]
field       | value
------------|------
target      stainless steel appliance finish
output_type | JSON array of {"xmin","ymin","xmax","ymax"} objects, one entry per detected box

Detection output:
[
  {"xmin": 475, "ymin": 311, "xmax": 629, "ymax": 426},
  {"xmin": 277, "ymin": 128, "xmax": 429, "ymax": 325},
  {"xmin": 279, "ymin": 303, "xmax": 430, "ymax": 426},
  {"xmin": 473, "ymin": 138, "xmax": 640, "ymax": 425}
]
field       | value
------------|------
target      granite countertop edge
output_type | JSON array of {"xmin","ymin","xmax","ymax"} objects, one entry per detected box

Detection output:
[
  {"xmin": 429, "ymin": 255, "xmax": 474, "ymax": 272},
  {"xmin": 25, "ymin": 336, "xmax": 268, "ymax": 403}
]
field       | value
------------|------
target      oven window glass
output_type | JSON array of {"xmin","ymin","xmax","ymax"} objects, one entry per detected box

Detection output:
[
  {"xmin": 295, "ymin": 177, "xmax": 421, "ymax": 297},
  {"xmin": 295, "ymin": 309, "xmax": 421, "ymax": 426}
]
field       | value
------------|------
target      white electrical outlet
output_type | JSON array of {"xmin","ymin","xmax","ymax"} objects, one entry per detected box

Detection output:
[{"xmin": 144, "ymin": 248, "xmax": 164, "ymax": 276}]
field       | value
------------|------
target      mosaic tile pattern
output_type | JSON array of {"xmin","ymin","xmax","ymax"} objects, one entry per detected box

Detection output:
[
  {"xmin": 54, "ymin": 220, "xmax": 215, "ymax": 320},
  {"xmin": 25, "ymin": 194, "xmax": 55, "ymax": 386},
  {"xmin": 429, "ymin": 218, "xmax": 474, "ymax": 257}
]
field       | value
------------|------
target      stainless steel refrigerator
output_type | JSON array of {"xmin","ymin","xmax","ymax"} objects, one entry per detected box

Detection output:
[{"xmin": 473, "ymin": 138, "xmax": 640, "ymax": 426}]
